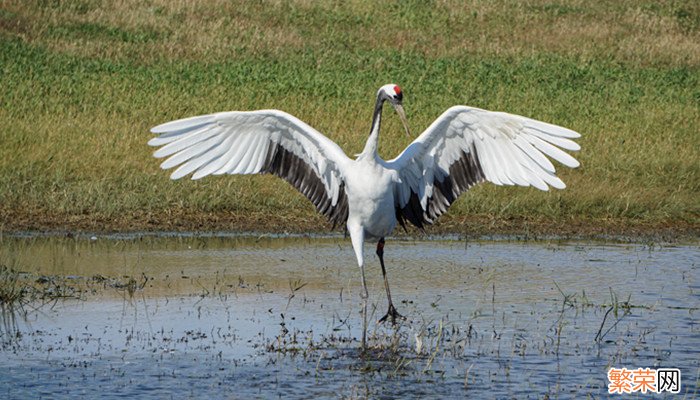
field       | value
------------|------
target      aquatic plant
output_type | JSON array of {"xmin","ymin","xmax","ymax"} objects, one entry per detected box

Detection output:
[{"xmin": 0, "ymin": 265, "xmax": 31, "ymax": 338}]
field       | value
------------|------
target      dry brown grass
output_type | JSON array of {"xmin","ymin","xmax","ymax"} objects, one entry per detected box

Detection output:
[{"xmin": 3, "ymin": 0, "xmax": 698, "ymax": 66}]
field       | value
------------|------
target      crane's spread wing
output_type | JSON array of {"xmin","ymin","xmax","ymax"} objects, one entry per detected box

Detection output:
[
  {"xmin": 386, "ymin": 106, "xmax": 581, "ymax": 230},
  {"xmin": 148, "ymin": 110, "xmax": 352, "ymax": 227}
]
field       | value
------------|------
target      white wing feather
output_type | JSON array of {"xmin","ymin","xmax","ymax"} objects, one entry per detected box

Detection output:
[
  {"xmin": 387, "ymin": 106, "xmax": 581, "ymax": 224},
  {"xmin": 149, "ymin": 110, "xmax": 352, "ymax": 208}
]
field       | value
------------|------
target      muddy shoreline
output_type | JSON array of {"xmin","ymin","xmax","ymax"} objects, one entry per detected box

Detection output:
[{"xmin": 1, "ymin": 210, "xmax": 698, "ymax": 242}]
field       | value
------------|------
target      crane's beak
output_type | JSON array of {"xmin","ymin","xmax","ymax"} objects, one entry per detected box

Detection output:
[{"xmin": 392, "ymin": 104, "xmax": 411, "ymax": 137}]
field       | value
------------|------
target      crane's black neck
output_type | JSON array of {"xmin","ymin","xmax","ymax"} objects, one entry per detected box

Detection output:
[
  {"xmin": 369, "ymin": 95, "xmax": 386, "ymax": 137},
  {"xmin": 360, "ymin": 94, "xmax": 386, "ymax": 159}
]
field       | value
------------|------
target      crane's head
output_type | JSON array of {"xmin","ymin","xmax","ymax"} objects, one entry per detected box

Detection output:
[{"xmin": 378, "ymin": 84, "xmax": 411, "ymax": 137}]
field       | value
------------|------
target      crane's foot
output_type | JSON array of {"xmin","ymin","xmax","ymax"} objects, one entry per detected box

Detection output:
[{"xmin": 378, "ymin": 303, "xmax": 405, "ymax": 325}]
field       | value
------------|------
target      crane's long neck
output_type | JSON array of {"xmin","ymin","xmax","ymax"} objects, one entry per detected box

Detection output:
[{"xmin": 359, "ymin": 96, "xmax": 385, "ymax": 160}]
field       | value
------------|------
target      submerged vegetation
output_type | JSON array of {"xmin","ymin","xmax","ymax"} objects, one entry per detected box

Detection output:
[
  {"xmin": 0, "ymin": 265, "xmax": 27, "ymax": 332},
  {"xmin": 0, "ymin": 0, "xmax": 698, "ymax": 235},
  {"xmin": 0, "ymin": 263, "xmax": 80, "ymax": 336},
  {"xmin": 0, "ymin": 236, "xmax": 151, "ymax": 340}
]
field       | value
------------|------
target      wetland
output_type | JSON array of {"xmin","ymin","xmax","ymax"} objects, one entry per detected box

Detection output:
[{"xmin": 0, "ymin": 234, "xmax": 697, "ymax": 398}]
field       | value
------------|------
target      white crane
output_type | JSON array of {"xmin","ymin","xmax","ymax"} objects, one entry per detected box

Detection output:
[{"xmin": 148, "ymin": 84, "xmax": 581, "ymax": 324}]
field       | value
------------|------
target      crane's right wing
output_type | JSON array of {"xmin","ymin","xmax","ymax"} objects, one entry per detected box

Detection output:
[
  {"xmin": 148, "ymin": 110, "xmax": 353, "ymax": 227},
  {"xmin": 385, "ymin": 106, "xmax": 581, "ymax": 230}
]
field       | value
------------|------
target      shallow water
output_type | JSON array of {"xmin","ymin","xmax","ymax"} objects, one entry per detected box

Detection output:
[{"xmin": 1, "ymin": 235, "xmax": 698, "ymax": 398}]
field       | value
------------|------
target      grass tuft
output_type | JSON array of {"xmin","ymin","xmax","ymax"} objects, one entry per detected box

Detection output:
[{"xmin": 0, "ymin": 265, "xmax": 27, "ymax": 309}]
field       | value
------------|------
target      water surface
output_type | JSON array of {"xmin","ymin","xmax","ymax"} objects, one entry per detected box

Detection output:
[{"xmin": 1, "ymin": 235, "xmax": 698, "ymax": 398}]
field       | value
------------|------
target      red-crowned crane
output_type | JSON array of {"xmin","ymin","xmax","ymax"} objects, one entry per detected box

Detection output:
[{"xmin": 148, "ymin": 84, "xmax": 581, "ymax": 324}]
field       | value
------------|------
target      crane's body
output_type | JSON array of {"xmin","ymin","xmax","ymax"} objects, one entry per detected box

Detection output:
[
  {"xmin": 148, "ymin": 84, "xmax": 581, "ymax": 324},
  {"xmin": 346, "ymin": 159, "xmax": 397, "ymax": 239}
]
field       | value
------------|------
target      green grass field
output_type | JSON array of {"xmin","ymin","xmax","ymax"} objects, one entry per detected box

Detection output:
[{"xmin": 0, "ymin": 0, "xmax": 698, "ymax": 236}]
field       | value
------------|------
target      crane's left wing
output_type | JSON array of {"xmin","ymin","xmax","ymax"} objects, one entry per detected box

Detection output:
[
  {"xmin": 148, "ymin": 110, "xmax": 353, "ymax": 227},
  {"xmin": 385, "ymin": 106, "xmax": 581, "ymax": 230}
]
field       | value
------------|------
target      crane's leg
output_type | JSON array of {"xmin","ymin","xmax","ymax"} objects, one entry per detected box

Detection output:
[
  {"xmin": 348, "ymin": 224, "xmax": 368, "ymax": 300},
  {"xmin": 348, "ymin": 223, "xmax": 368, "ymax": 348},
  {"xmin": 376, "ymin": 238, "xmax": 404, "ymax": 325}
]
